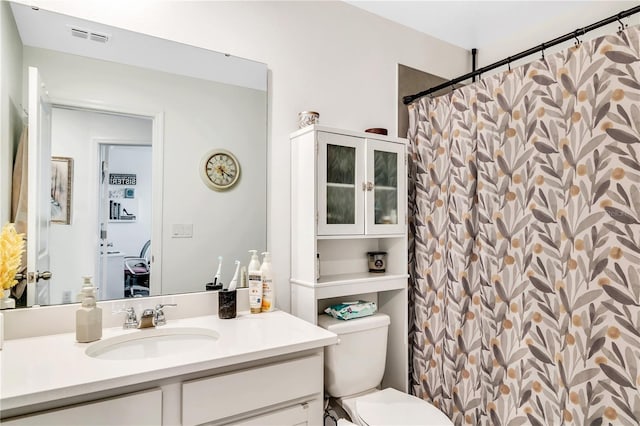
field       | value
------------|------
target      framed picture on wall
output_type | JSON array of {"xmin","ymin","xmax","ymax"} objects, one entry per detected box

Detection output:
[{"xmin": 51, "ymin": 156, "xmax": 73, "ymax": 224}]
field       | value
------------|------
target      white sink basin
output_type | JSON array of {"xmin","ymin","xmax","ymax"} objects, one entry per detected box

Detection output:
[{"xmin": 85, "ymin": 327, "xmax": 219, "ymax": 360}]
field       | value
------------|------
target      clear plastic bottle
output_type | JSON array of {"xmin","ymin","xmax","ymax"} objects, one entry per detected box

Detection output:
[{"xmin": 260, "ymin": 252, "xmax": 275, "ymax": 312}]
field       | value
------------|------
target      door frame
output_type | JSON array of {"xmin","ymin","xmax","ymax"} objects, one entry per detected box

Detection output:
[{"xmin": 46, "ymin": 97, "xmax": 164, "ymax": 301}]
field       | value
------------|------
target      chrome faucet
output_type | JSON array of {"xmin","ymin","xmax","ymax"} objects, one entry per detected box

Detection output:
[
  {"xmin": 153, "ymin": 304, "xmax": 177, "ymax": 326},
  {"xmin": 138, "ymin": 308, "xmax": 156, "ymax": 329},
  {"xmin": 119, "ymin": 304, "xmax": 177, "ymax": 329},
  {"xmin": 121, "ymin": 307, "xmax": 138, "ymax": 329}
]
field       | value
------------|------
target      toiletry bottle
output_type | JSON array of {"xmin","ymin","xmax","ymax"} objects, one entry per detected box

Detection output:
[
  {"xmin": 76, "ymin": 276, "xmax": 102, "ymax": 343},
  {"xmin": 260, "ymin": 252, "xmax": 275, "ymax": 312},
  {"xmin": 248, "ymin": 267, "xmax": 262, "ymax": 314}
]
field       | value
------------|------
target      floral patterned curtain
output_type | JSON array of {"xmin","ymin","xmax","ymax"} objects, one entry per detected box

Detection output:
[{"xmin": 408, "ymin": 25, "xmax": 640, "ymax": 425}]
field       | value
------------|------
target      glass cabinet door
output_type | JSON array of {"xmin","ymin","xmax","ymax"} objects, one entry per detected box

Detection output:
[
  {"xmin": 317, "ymin": 132, "xmax": 365, "ymax": 235},
  {"xmin": 365, "ymin": 139, "xmax": 405, "ymax": 235}
]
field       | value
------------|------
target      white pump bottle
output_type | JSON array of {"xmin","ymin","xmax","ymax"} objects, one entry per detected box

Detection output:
[{"xmin": 260, "ymin": 252, "xmax": 275, "ymax": 312}]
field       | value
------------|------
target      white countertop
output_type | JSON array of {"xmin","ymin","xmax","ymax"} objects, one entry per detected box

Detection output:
[{"xmin": 0, "ymin": 310, "xmax": 337, "ymax": 412}]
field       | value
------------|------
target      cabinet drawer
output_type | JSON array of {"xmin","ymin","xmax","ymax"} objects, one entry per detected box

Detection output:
[
  {"xmin": 226, "ymin": 402, "xmax": 310, "ymax": 426},
  {"xmin": 2, "ymin": 388, "xmax": 162, "ymax": 425},
  {"xmin": 182, "ymin": 354, "xmax": 322, "ymax": 426}
]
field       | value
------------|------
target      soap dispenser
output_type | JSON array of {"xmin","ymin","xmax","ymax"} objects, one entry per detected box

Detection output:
[
  {"xmin": 76, "ymin": 276, "xmax": 102, "ymax": 343},
  {"xmin": 76, "ymin": 274, "xmax": 96, "ymax": 302}
]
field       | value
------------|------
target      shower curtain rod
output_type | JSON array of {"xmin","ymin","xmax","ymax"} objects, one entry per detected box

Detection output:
[{"xmin": 403, "ymin": 5, "xmax": 640, "ymax": 105}]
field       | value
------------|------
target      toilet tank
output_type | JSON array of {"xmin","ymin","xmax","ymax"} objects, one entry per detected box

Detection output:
[{"xmin": 317, "ymin": 313, "xmax": 390, "ymax": 398}]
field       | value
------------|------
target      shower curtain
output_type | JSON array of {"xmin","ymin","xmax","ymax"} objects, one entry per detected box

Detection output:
[{"xmin": 408, "ymin": 26, "xmax": 640, "ymax": 425}]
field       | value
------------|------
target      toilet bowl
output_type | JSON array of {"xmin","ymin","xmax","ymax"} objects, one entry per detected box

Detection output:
[
  {"xmin": 340, "ymin": 388, "xmax": 452, "ymax": 426},
  {"xmin": 318, "ymin": 313, "xmax": 453, "ymax": 426}
]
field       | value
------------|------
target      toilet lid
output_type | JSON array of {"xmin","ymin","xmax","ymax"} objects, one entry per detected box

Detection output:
[{"xmin": 355, "ymin": 388, "xmax": 453, "ymax": 426}]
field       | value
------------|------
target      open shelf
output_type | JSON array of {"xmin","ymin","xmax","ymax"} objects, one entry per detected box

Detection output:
[
  {"xmin": 316, "ymin": 271, "xmax": 407, "ymax": 286},
  {"xmin": 291, "ymin": 272, "xmax": 407, "ymax": 300}
]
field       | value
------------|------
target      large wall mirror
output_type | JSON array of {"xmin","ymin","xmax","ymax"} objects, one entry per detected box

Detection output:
[{"xmin": 7, "ymin": 2, "xmax": 267, "ymax": 306}]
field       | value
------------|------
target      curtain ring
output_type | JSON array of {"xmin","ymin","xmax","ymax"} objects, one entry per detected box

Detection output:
[
  {"xmin": 574, "ymin": 30, "xmax": 582, "ymax": 46},
  {"xmin": 540, "ymin": 42, "xmax": 545, "ymax": 60},
  {"xmin": 507, "ymin": 57, "xmax": 511, "ymax": 72},
  {"xmin": 617, "ymin": 15, "xmax": 628, "ymax": 34}
]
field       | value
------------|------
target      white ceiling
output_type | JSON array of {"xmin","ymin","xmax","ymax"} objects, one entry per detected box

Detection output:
[
  {"xmin": 10, "ymin": 2, "xmax": 267, "ymax": 90},
  {"xmin": 346, "ymin": 1, "xmax": 639, "ymax": 51}
]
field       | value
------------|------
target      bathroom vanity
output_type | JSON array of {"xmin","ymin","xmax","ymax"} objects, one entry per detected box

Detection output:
[{"xmin": 0, "ymin": 310, "xmax": 337, "ymax": 425}]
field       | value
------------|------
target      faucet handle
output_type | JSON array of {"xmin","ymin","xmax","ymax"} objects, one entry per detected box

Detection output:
[
  {"xmin": 153, "ymin": 303, "xmax": 177, "ymax": 326},
  {"xmin": 116, "ymin": 307, "xmax": 138, "ymax": 329}
]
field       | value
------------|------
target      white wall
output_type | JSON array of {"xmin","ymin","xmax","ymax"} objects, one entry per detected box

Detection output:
[
  {"xmin": 16, "ymin": 0, "xmax": 469, "ymax": 312},
  {"xmin": 0, "ymin": 1, "xmax": 23, "ymax": 225},
  {"xmin": 49, "ymin": 107, "xmax": 152, "ymax": 305},
  {"xmin": 24, "ymin": 45, "xmax": 268, "ymax": 299}
]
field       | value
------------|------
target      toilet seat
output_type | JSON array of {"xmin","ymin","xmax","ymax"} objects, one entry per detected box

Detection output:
[{"xmin": 354, "ymin": 388, "xmax": 453, "ymax": 426}]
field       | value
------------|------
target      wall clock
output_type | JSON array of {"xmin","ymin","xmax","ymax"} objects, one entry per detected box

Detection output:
[{"xmin": 199, "ymin": 149, "xmax": 241, "ymax": 191}]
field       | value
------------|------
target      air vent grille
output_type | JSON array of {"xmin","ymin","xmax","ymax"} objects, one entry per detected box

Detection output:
[
  {"xmin": 69, "ymin": 26, "xmax": 110, "ymax": 43},
  {"xmin": 70, "ymin": 28, "xmax": 88, "ymax": 39},
  {"xmin": 89, "ymin": 33, "xmax": 108, "ymax": 43}
]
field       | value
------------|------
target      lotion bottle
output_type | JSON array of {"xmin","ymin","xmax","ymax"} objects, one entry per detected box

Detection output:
[
  {"xmin": 260, "ymin": 252, "xmax": 275, "ymax": 312},
  {"xmin": 248, "ymin": 267, "xmax": 262, "ymax": 314},
  {"xmin": 76, "ymin": 276, "xmax": 102, "ymax": 343}
]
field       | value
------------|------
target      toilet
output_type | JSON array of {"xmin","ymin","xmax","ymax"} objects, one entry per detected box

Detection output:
[{"xmin": 318, "ymin": 313, "xmax": 453, "ymax": 426}]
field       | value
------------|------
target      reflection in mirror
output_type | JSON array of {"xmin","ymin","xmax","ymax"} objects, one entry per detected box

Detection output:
[{"xmin": 7, "ymin": 2, "xmax": 267, "ymax": 307}]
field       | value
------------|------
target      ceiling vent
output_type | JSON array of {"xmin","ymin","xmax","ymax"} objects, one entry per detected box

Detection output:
[
  {"xmin": 89, "ymin": 32, "xmax": 109, "ymax": 43},
  {"xmin": 69, "ymin": 26, "xmax": 110, "ymax": 43},
  {"xmin": 70, "ymin": 27, "xmax": 88, "ymax": 39}
]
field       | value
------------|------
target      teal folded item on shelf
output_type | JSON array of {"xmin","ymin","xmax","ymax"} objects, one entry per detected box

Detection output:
[{"xmin": 324, "ymin": 300, "xmax": 377, "ymax": 320}]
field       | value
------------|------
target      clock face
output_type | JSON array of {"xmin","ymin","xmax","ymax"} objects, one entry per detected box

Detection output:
[{"xmin": 200, "ymin": 149, "xmax": 240, "ymax": 191}]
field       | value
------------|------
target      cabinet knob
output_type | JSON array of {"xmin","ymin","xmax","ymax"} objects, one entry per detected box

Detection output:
[
  {"xmin": 362, "ymin": 182, "xmax": 368, "ymax": 191},
  {"xmin": 366, "ymin": 182, "xmax": 374, "ymax": 191}
]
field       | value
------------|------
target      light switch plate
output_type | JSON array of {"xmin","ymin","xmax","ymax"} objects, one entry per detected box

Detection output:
[{"xmin": 171, "ymin": 224, "xmax": 193, "ymax": 238}]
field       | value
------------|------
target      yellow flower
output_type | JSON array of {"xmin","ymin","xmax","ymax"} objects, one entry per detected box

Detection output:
[{"xmin": 0, "ymin": 223, "xmax": 25, "ymax": 297}]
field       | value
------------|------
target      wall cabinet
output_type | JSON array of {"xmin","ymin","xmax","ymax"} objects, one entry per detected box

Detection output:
[
  {"xmin": 290, "ymin": 125, "xmax": 408, "ymax": 393},
  {"xmin": 317, "ymin": 130, "xmax": 405, "ymax": 236}
]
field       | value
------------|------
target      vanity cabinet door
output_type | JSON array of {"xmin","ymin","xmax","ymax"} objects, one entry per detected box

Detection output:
[{"xmin": 1, "ymin": 388, "xmax": 161, "ymax": 425}]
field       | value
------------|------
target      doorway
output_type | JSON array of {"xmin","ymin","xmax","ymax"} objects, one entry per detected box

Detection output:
[
  {"xmin": 48, "ymin": 107, "xmax": 153, "ymax": 304},
  {"xmin": 98, "ymin": 143, "xmax": 152, "ymax": 300}
]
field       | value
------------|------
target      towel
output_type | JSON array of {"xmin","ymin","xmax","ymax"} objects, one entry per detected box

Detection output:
[{"xmin": 10, "ymin": 125, "xmax": 28, "ymax": 298}]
